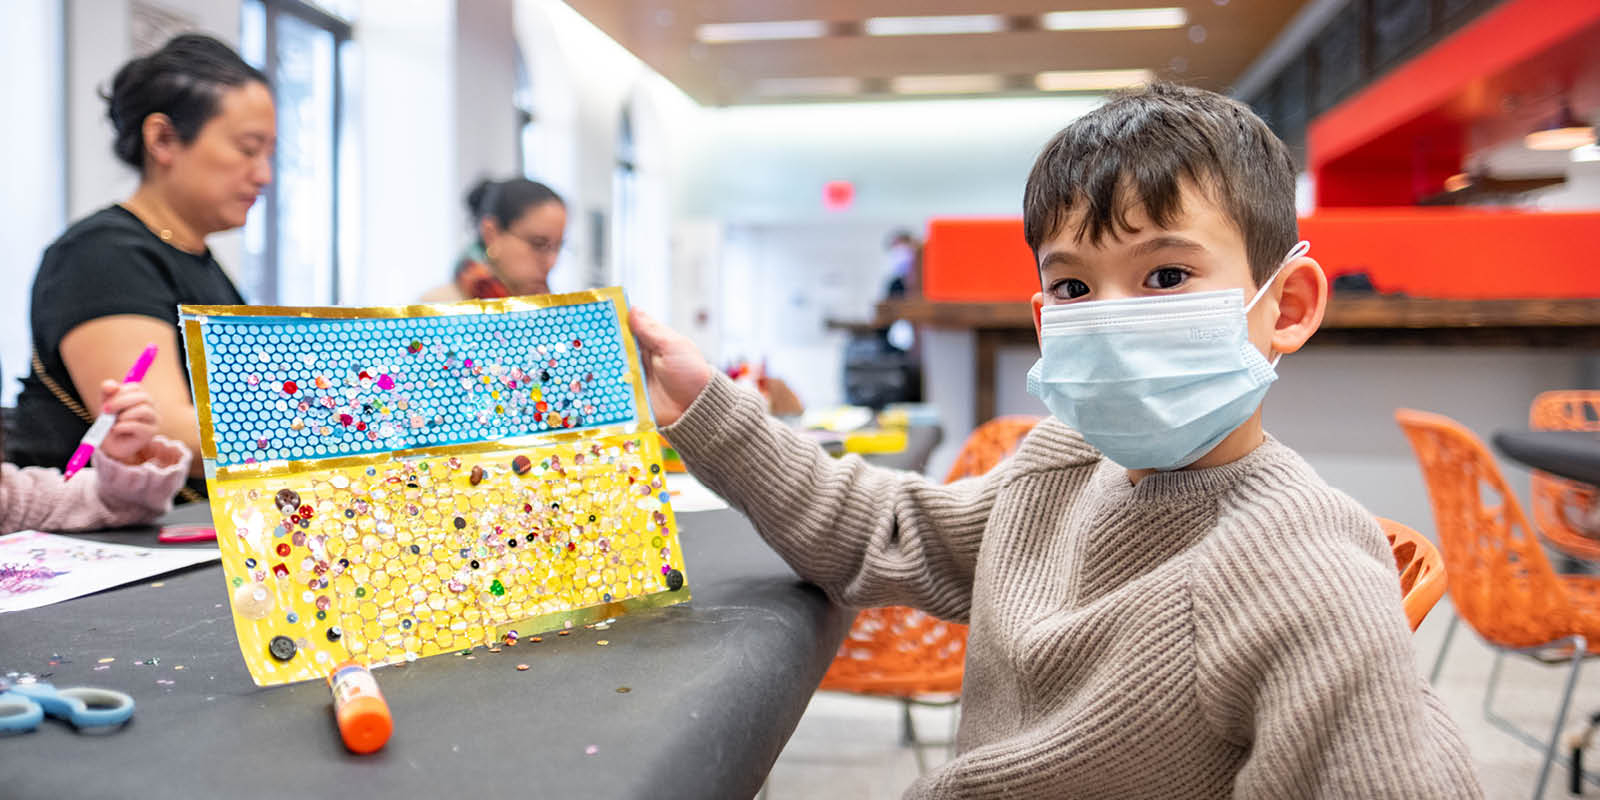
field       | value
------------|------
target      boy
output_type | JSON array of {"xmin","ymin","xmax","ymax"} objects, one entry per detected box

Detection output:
[{"xmin": 630, "ymin": 83, "xmax": 1481, "ymax": 798}]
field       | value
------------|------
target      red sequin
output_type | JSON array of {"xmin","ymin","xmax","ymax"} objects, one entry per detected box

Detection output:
[
  {"xmin": 276, "ymin": 543, "xmax": 291, "ymax": 556},
  {"xmin": 282, "ymin": 381, "xmax": 298, "ymax": 394},
  {"xmin": 273, "ymin": 563, "xmax": 290, "ymax": 578}
]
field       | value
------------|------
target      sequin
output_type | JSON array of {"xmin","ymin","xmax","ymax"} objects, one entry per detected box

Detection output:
[{"xmin": 470, "ymin": 465, "xmax": 485, "ymax": 486}]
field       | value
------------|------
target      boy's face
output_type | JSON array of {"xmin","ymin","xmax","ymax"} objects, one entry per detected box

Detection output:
[{"xmin": 1034, "ymin": 180, "xmax": 1277, "ymax": 359}]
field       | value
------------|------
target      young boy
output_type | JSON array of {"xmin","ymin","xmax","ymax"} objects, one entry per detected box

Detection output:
[{"xmin": 630, "ymin": 83, "xmax": 1481, "ymax": 798}]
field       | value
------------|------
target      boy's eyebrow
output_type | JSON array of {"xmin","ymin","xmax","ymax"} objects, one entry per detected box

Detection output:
[
  {"xmin": 1037, "ymin": 250, "xmax": 1083, "ymax": 272},
  {"xmin": 1130, "ymin": 235, "xmax": 1206, "ymax": 257}
]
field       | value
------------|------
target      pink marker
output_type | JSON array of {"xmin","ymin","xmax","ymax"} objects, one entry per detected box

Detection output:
[{"xmin": 62, "ymin": 344, "xmax": 158, "ymax": 480}]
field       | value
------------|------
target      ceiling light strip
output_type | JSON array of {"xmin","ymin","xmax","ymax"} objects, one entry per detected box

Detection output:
[
  {"xmin": 863, "ymin": 14, "xmax": 1007, "ymax": 36},
  {"xmin": 1035, "ymin": 68, "xmax": 1155, "ymax": 91},
  {"xmin": 1040, "ymin": 7, "xmax": 1188, "ymax": 31},
  {"xmin": 696, "ymin": 20, "xmax": 829, "ymax": 43}
]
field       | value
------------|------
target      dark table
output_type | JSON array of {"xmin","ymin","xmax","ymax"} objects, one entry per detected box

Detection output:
[
  {"xmin": 0, "ymin": 505, "xmax": 852, "ymax": 800},
  {"xmin": 1493, "ymin": 430, "xmax": 1600, "ymax": 486}
]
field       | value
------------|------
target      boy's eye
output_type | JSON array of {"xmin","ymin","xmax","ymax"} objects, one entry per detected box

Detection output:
[
  {"xmin": 1051, "ymin": 278, "xmax": 1090, "ymax": 300},
  {"xmin": 1144, "ymin": 267, "xmax": 1188, "ymax": 290}
]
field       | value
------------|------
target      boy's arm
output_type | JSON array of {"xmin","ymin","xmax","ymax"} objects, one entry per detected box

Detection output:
[
  {"xmin": 664, "ymin": 372, "xmax": 1000, "ymax": 620},
  {"xmin": 1192, "ymin": 525, "xmax": 1483, "ymax": 799}
]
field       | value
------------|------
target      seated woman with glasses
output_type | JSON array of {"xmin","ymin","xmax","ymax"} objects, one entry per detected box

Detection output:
[{"xmin": 422, "ymin": 178, "xmax": 568, "ymax": 301}]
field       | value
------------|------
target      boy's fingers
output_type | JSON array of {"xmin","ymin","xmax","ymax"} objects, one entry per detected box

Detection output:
[{"xmin": 629, "ymin": 308, "xmax": 672, "ymax": 353}]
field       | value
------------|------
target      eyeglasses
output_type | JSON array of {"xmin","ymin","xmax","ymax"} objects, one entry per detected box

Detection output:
[{"xmin": 510, "ymin": 232, "xmax": 564, "ymax": 256}]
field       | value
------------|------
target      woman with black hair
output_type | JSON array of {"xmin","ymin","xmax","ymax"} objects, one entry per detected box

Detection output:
[
  {"xmin": 10, "ymin": 33, "xmax": 272, "ymax": 499},
  {"xmin": 421, "ymin": 178, "xmax": 568, "ymax": 302}
]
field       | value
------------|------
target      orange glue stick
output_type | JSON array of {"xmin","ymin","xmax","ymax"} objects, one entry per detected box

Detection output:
[{"xmin": 328, "ymin": 661, "xmax": 392, "ymax": 754}]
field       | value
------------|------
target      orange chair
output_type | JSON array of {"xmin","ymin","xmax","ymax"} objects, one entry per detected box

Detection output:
[
  {"xmin": 1395, "ymin": 408, "xmax": 1600, "ymax": 798},
  {"xmin": 1377, "ymin": 518, "xmax": 1447, "ymax": 632},
  {"xmin": 1529, "ymin": 391, "xmax": 1600, "ymax": 562},
  {"xmin": 817, "ymin": 416, "xmax": 1040, "ymax": 773}
]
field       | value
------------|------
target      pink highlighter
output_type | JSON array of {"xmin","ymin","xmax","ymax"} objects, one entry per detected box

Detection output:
[{"xmin": 62, "ymin": 344, "xmax": 159, "ymax": 480}]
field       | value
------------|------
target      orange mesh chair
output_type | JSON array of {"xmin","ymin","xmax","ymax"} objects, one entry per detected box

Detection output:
[
  {"xmin": 1395, "ymin": 408, "xmax": 1600, "ymax": 798},
  {"xmin": 1377, "ymin": 518, "xmax": 1447, "ymax": 632},
  {"xmin": 817, "ymin": 416, "xmax": 1040, "ymax": 773},
  {"xmin": 1529, "ymin": 391, "xmax": 1600, "ymax": 562}
]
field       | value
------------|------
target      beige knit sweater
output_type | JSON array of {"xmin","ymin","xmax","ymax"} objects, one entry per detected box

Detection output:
[{"xmin": 664, "ymin": 374, "xmax": 1482, "ymax": 799}]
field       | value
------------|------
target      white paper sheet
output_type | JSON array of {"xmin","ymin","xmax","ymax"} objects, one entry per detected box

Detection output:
[
  {"xmin": 664, "ymin": 472, "xmax": 731, "ymax": 513},
  {"xmin": 0, "ymin": 531, "xmax": 219, "ymax": 614}
]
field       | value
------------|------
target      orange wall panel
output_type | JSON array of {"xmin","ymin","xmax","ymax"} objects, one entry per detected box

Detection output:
[
  {"xmin": 922, "ymin": 218, "xmax": 1037, "ymax": 303},
  {"xmin": 924, "ymin": 212, "xmax": 1600, "ymax": 302},
  {"xmin": 1299, "ymin": 209, "xmax": 1600, "ymax": 299}
]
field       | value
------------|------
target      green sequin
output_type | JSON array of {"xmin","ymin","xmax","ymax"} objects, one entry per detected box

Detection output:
[
  {"xmin": 490, "ymin": 579, "xmax": 506, "ymax": 596},
  {"xmin": 651, "ymin": 536, "xmax": 664, "ymax": 549},
  {"xmin": 232, "ymin": 577, "xmax": 243, "ymax": 587},
  {"xmin": 355, "ymin": 586, "xmax": 367, "ymax": 598}
]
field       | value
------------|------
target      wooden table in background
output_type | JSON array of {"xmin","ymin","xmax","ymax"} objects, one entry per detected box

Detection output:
[{"xmin": 831, "ymin": 297, "xmax": 1600, "ymax": 426}]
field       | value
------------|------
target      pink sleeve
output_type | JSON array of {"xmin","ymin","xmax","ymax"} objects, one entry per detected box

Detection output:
[{"xmin": 0, "ymin": 439, "xmax": 193, "ymax": 534}]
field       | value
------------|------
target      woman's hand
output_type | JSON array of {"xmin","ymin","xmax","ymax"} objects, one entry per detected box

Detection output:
[
  {"xmin": 628, "ymin": 308, "xmax": 712, "ymax": 428},
  {"xmin": 97, "ymin": 380, "xmax": 166, "ymax": 465}
]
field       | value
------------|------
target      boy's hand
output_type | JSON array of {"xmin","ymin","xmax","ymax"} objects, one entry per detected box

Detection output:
[
  {"xmin": 629, "ymin": 308, "xmax": 712, "ymax": 427},
  {"xmin": 98, "ymin": 380, "xmax": 164, "ymax": 465}
]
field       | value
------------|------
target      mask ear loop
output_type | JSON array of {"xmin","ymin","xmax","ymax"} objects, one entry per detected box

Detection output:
[{"xmin": 1248, "ymin": 240, "xmax": 1310, "ymax": 367}]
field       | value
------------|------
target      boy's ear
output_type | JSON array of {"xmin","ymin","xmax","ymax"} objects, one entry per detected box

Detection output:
[
  {"xmin": 1031, "ymin": 292, "xmax": 1045, "ymax": 348},
  {"xmin": 1270, "ymin": 256, "xmax": 1328, "ymax": 355}
]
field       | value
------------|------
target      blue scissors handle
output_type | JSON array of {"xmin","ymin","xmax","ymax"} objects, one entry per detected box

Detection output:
[
  {"xmin": 0, "ymin": 692, "xmax": 45, "ymax": 732},
  {"xmin": 0, "ymin": 683, "xmax": 134, "ymax": 731}
]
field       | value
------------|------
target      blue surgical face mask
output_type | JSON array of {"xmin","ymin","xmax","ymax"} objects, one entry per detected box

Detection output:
[{"xmin": 1026, "ymin": 241, "xmax": 1310, "ymax": 471}]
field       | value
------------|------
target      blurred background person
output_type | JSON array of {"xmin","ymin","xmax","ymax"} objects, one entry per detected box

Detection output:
[
  {"xmin": 422, "ymin": 177, "xmax": 567, "ymax": 301},
  {"xmin": 9, "ymin": 33, "xmax": 272, "ymax": 500}
]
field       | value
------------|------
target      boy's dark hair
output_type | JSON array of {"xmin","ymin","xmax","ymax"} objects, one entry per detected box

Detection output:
[
  {"xmin": 105, "ymin": 33, "xmax": 271, "ymax": 171},
  {"xmin": 1023, "ymin": 81, "xmax": 1297, "ymax": 285}
]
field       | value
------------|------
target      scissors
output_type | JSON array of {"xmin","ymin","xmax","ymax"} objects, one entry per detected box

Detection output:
[{"xmin": 0, "ymin": 675, "xmax": 134, "ymax": 733}]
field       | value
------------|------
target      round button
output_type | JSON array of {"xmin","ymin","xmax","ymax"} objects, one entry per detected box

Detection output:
[
  {"xmin": 268, "ymin": 635, "xmax": 298, "ymax": 661},
  {"xmin": 666, "ymin": 569, "xmax": 685, "ymax": 591},
  {"xmin": 326, "ymin": 626, "xmax": 343, "ymax": 643}
]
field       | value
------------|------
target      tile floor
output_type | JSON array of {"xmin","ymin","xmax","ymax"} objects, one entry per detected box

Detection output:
[{"xmin": 762, "ymin": 599, "xmax": 1600, "ymax": 799}]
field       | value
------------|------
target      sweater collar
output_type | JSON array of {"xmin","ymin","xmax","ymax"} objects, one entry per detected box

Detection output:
[{"xmin": 1091, "ymin": 433, "xmax": 1297, "ymax": 504}]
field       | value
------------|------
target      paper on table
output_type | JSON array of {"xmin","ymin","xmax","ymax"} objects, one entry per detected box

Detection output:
[
  {"xmin": 0, "ymin": 531, "xmax": 218, "ymax": 614},
  {"xmin": 664, "ymin": 472, "xmax": 730, "ymax": 512}
]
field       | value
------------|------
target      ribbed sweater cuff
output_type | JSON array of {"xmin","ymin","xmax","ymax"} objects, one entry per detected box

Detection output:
[
  {"xmin": 660, "ymin": 371, "xmax": 760, "ymax": 460},
  {"xmin": 91, "ymin": 444, "xmax": 191, "ymax": 514}
]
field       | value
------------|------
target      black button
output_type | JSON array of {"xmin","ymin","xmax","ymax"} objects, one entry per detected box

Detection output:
[
  {"xmin": 666, "ymin": 570, "xmax": 684, "ymax": 591},
  {"xmin": 470, "ymin": 559, "xmax": 481, "ymax": 569},
  {"xmin": 525, "ymin": 533, "xmax": 537, "ymax": 542},
  {"xmin": 326, "ymin": 626, "xmax": 342, "ymax": 642},
  {"xmin": 454, "ymin": 516, "xmax": 467, "ymax": 529},
  {"xmin": 650, "ymin": 464, "xmax": 660, "ymax": 474},
  {"xmin": 507, "ymin": 538, "xmax": 518, "ymax": 548},
  {"xmin": 269, "ymin": 635, "xmax": 297, "ymax": 661}
]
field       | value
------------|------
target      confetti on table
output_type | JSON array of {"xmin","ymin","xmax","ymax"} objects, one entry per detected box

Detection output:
[{"xmin": 97, "ymin": 658, "xmax": 115, "ymax": 664}]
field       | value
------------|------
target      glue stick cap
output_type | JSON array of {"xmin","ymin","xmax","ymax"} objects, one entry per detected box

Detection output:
[
  {"xmin": 339, "ymin": 694, "xmax": 392, "ymax": 754},
  {"xmin": 328, "ymin": 660, "xmax": 393, "ymax": 754}
]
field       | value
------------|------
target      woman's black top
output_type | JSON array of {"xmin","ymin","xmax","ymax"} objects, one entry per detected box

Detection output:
[{"xmin": 9, "ymin": 205, "xmax": 244, "ymax": 497}]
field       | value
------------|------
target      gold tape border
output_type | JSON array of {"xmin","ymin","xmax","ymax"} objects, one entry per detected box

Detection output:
[
  {"xmin": 180, "ymin": 288, "xmax": 659, "ymax": 481},
  {"xmin": 491, "ymin": 585, "xmax": 692, "ymax": 644}
]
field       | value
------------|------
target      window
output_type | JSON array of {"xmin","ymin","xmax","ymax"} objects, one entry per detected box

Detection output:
[
  {"xmin": 241, "ymin": 0, "xmax": 353, "ymax": 304},
  {"xmin": 513, "ymin": 37, "xmax": 579, "ymax": 291}
]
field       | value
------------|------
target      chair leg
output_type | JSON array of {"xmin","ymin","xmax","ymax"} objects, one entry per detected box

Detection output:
[
  {"xmin": 902, "ymin": 699, "xmax": 929, "ymax": 775},
  {"xmin": 1533, "ymin": 636, "xmax": 1586, "ymax": 800},
  {"xmin": 1430, "ymin": 612, "xmax": 1459, "ymax": 684},
  {"xmin": 1483, "ymin": 649, "xmax": 1506, "ymax": 721}
]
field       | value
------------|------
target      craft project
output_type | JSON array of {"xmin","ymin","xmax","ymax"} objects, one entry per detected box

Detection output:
[{"xmin": 180, "ymin": 289, "xmax": 689, "ymax": 686}]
